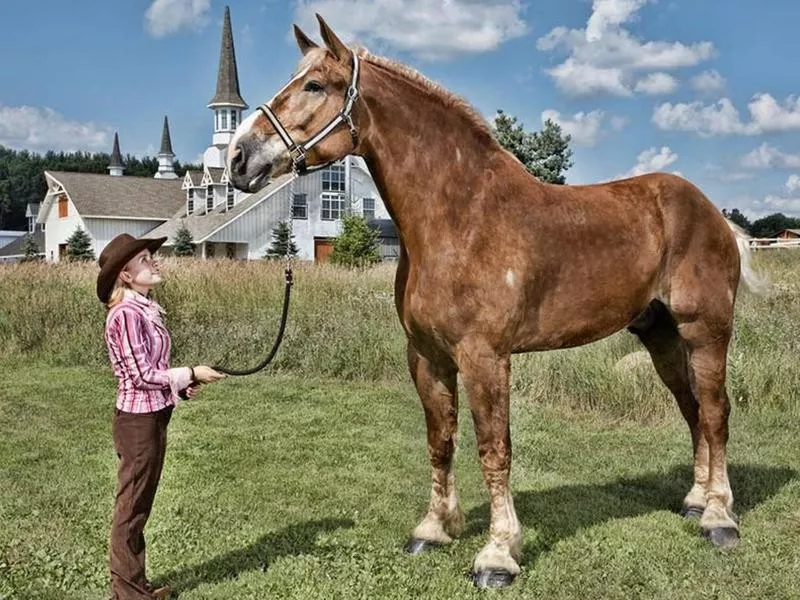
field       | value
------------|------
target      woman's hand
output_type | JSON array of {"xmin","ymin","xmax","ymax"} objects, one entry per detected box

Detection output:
[
  {"xmin": 185, "ymin": 384, "xmax": 199, "ymax": 399},
  {"xmin": 193, "ymin": 365, "xmax": 227, "ymax": 384}
]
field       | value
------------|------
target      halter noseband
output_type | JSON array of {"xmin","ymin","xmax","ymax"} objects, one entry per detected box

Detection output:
[{"xmin": 256, "ymin": 53, "xmax": 361, "ymax": 176}]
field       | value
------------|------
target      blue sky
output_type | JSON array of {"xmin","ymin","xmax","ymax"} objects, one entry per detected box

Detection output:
[{"xmin": 2, "ymin": 0, "xmax": 799, "ymax": 218}]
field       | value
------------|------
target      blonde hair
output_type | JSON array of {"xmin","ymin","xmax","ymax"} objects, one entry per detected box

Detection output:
[{"xmin": 106, "ymin": 279, "xmax": 130, "ymax": 310}]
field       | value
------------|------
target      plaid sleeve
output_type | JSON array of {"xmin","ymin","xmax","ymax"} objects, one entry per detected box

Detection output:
[{"xmin": 107, "ymin": 307, "xmax": 170, "ymax": 390}]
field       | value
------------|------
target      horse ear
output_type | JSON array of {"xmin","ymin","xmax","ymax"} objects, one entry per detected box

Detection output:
[
  {"xmin": 316, "ymin": 14, "xmax": 349, "ymax": 62},
  {"xmin": 293, "ymin": 24, "xmax": 318, "ymax": 56}
]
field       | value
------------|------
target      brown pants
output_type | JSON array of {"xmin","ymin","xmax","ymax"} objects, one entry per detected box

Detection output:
[{"xmin": 110, "ymin": 407, "xmax": 172, "ymax": 600}]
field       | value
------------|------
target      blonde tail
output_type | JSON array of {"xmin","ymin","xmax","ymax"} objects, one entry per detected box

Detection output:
[{"xmin": 726, "ymin": 219, "xmax": 771, "ymax": 296}]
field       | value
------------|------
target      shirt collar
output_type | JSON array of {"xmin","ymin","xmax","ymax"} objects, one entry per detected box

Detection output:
[{"xmin": 123, "ymin": 288, "xmax": 165, "ymax": 316}]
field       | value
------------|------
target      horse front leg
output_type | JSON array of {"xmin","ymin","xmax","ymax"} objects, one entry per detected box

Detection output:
[
  {"xmin": 457, "ymin": 341, "xmax": 521, "ymax": 588},
  {"xmin": 406, "ymin": 342, "xmax": 465, "ymax": 553}
]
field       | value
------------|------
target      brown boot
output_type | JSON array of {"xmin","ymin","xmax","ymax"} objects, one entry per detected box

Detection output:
[{"xmin": 144, "ymin": 582, "xmax": 171, "ymax": 598}]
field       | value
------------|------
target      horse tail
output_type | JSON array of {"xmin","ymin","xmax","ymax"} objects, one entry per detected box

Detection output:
[{"xmin": 725, "ymin": 219, "xmax": 771, "ymax": 296}]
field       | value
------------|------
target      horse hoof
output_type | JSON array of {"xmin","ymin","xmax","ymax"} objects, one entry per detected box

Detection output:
[
  {"xmin": 703, "ymin": 527, "xmax": 740, "ymax": 550},
  {"xmin": 405, "ymin": 538, "xmax": 442, "ymax": 554},
  {"xmin": 469, "ymin": 569, "xmax": 516, "ymax": 589},
  {"xmin": 680, "ymin": 505, "xmax": 704, "ymax": 519}
]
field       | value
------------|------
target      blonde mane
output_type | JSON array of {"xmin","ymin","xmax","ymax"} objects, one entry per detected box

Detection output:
[{"xmin": 354, "ymin": 47, "xmax": 493, "ymax": 136}]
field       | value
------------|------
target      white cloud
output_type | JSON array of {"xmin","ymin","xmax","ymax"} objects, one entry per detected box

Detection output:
[
  {"xmin": 541, "ymin": 109, "xmax": 608, "ymax": 147},
  {"xmin": 292, "ymin": 0, "xmax": 528, "ymax": 60},
  {"xmin": 740, "ymin": 143, "xmax": 800, "ymax": 169},
  {"xmin": 747, "ymin": 93, "xmax": 800, "ymax": 132},
  {"xmin": 754, "ymin": 194, "xmax": 800, "ymax": 216},
  {"xmin": 634, "ymin": 72, "xmax": 678, "ymax": 95},
  {"xmin": 0, "ymin": 105, "xmax": 112, "ymax": 153},
  {"xmin": 786, "ymin": 174, "xmax": 800, "ymax": 193},
  {"xmin": 545, "ymin": 59, "xmax": 630, "ymax": 96},
  {"xmin": 654, "ymin": 94, "xmax": 800, "ymax": 136},
  {"xmin": 610, "ymin": 115, "xmax": 629, "ymax": 130},
  {"xmin": 690, "ymin": 69, "xmax": 725, "ymax": 94},
  {"xmin": 536, "ymin": 0, "xmax": 712, "ymax": 96},
  {"xmin": 145, "ymin": 0, "xmax": 211, "ymax": 38},
  {"xmin": 620, "ymin": 146, "xmax": 679, "ymax": 178},
  {"xmin": 585, "ymin": 0, "xmax": 648, "ymax": 42}
]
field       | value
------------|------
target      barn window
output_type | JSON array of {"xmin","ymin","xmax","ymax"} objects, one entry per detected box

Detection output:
[
  {"xmin": 322, "ymin": 163, "xmax": 345, "ymax": 192},
  {"xmin": 362, "ymin": 197, "xmax": 375, "ymax": 220},
  {"xmin": 321, "ymin": 193, "xmax": 344, "ymax": 220},
  {"xmin": 292, "ymin": 194, "xmax": 308, "ymax": 219},
  {"xmin": 58, "ymin": 195, "xmax": 68, "ymax": 218}
]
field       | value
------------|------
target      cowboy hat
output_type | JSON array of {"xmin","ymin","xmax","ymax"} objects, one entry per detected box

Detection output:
[{"xmin": 96, "ymin": 233, "xmax": 167, "ymax": 303}]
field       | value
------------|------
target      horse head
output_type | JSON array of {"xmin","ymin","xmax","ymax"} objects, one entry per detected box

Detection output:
[{"xmin": 227, "ymin": 15, "xmax": 360, "ymax": 192}]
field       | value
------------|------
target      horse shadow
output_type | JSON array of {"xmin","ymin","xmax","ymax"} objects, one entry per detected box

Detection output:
[
  {"xmin": 158, "ymin": 517, "xmax": 354, "ymax": 596},
  {"xmin": 464, "ymin": 463, "xmax": 796, "ymax": 561}
]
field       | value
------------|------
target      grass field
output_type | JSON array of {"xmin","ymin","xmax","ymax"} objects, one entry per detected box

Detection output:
[
  {"xmin": 1, "ymin": 251, "xmax": 798, "ymax": 598},
  {"xmin": 1, "ymin": 361, "xmax": 799, "ymax": 599}
]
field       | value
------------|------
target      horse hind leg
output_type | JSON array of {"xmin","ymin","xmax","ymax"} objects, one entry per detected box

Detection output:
[
  {"xmin": 629, "ymin": 301, "xmax": 709, "ymax": 517},
  {"xmin": 405, "ymin": 342, "xmax": 465, "ymax": 554}
]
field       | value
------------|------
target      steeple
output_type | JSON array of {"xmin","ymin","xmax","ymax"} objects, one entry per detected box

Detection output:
[
  {"xmin": 108, "ymin": 132, "xmax": 124, "ymax": 177},
  {"xmin": 155, "ymin": 115, "xmax": 178, "ymax": 180},
  {"xmin": 204, "ymin": 6, "xmax": 248, "ymax": 169},
  {"xmin": 208, "ymin": 6, "xmax": 247, "ymax": 109}
]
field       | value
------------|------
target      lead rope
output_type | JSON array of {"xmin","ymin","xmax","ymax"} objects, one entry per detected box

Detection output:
[{"xmin": 212, "ymin": 173, "xmax": 298, "ymax": 376}]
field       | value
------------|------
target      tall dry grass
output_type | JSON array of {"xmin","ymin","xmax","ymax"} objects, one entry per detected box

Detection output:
[{"xmin": 1, "ymin": 251, "xmax": 797, "ymax": 421}]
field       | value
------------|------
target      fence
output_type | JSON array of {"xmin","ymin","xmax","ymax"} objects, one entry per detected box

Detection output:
[{"xmin": 749, "ymin": 238, "xmax": 800, "ymax": 249}]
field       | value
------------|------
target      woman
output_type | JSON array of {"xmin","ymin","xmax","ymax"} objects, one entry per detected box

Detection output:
[{"xmin": 97, "ymin": 233, "xmax": 226, "ymax": 599}]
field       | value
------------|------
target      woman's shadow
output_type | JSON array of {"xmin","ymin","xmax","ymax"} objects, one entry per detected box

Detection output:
[
  {"xmin": 464, "ymin": 463, "xmax": 795, "ymax": 560},
  {"xmin": 158, "ymin": 517, "xmax": 353, "ymax": 596}
]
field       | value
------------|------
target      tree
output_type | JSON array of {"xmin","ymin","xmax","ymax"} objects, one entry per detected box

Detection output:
[
  {"xmin": 172, "ymin": 221, "xmax": 195, "ymax": 257},
  {"xmin": 749, "ymin": 213, "xmax": 800, "ymax": 238},
  {"xmin": 722, "ymin": 208, "xmax": 752, "ymax": 234},
  {"xmin": 264, "ymin": 221, "xmax": 299, "ymax": 259},
  {"xmin": 65, "ymin": 226, "xmax": 95, "ymax": 261},
  {"xmin": 330, "ymin": 214, "xmax": 381, "ymax": 268},
  {"xmin": 20, "ymin": 233, "xmax": 40, "ymax": 262},
  {"xmin": 492, "ymin": 111, "xmax": 574, "ymax": 184}
]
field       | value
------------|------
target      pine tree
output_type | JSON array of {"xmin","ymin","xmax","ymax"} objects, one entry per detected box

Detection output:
[
  {"xmin": 330, "ymin": 214, "xmax": 381, "ymax": 268},
  {"xmin": 265, "ymin": 221, "xmax": 299, "ymax": 259},
  {"xmin": 172, "ymin": 221, "xmax": 195, "ymax": 257},
  {"xmin": 20, "ymin": 233, "xmax": 40, "ymax": 262},
  {"xmin": 492, "ymin": 111, "xmax": 574, "ymax": 184},
  {"xmin": 65, "ymin": 226, "xmax": 95, "ymax": 261}
]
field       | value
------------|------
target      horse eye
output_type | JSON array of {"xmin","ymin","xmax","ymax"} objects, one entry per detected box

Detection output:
[{"xmin": 303, "ymin": 81, "xmax": 324, "ymax": 93}]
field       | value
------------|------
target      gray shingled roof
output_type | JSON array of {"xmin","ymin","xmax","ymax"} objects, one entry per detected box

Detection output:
[
  {"xmin": 186, "ymin": 170, "xmax": 204, "ymax": 186},
  {"xmin": 368, "ymin": 218, "xmax": 398, "ymax": 239},
  {"xmin": 109, "ymin": 133, "xmax": 123, "ymax": 168},
  {"xmin": 208, "ymin": 6, "xmax": 247, "ymax": 108},
  {"xmin": 159, "ymin": 116, "xmax": 174, "ymax": 155},
  {"xmin": 150, "ymin": 173, "xmax": 293, "ymax": 244},
  {"xmin": 45, "ymin": 171, "xmax": 184, "ymax": 220},
  {"xmin": 207, "ymin": 167, "xmax": 225, "ymax": 183},
  {"xmin": 0, "ymin": 230, "xmax": 44, "ymax": 258}
]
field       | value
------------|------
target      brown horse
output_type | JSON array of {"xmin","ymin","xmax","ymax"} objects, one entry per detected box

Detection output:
[{"xmin": 227, "ymin": 16, "xmax": 765, "ymax": 588}]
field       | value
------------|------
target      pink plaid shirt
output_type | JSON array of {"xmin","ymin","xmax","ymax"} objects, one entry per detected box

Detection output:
[{"xmin": 104, "ymin": 290, "xmax": 192, "ymax": 413}]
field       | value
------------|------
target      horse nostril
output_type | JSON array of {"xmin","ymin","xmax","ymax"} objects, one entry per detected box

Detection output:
[{"xmin": 230, "ymin": 144, "xmax": 246, "ymax": 174}]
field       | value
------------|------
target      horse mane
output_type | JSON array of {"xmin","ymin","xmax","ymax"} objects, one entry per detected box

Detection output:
[{"xmin": 353, "ymin": 47, "xmax": 494, "ymax": 138}]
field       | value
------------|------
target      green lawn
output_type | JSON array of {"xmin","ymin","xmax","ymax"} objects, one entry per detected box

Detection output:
[{"xmin": 1, "ymin": 362, "xmax": 798, "ymax": 599}]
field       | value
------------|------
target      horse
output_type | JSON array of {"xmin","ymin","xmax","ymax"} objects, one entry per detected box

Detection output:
[{"xmin": 226, "ymin": 15, "xmax": 765, "ymax": 588}]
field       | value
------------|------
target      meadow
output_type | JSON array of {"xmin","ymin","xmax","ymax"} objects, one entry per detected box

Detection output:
[{"xmin": 0, "ymin": 252, "xmax": 798, "ymax": 598}]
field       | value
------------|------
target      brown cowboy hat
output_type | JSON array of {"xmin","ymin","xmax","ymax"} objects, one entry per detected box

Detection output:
[{"xmin": 96, "ymin": 233, "xmax": 167, "ymax": 303}]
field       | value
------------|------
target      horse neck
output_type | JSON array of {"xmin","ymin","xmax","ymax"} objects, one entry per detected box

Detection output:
[{"xmin": 355, "ymin": 61, "xmax": 509, "ymax": 242}]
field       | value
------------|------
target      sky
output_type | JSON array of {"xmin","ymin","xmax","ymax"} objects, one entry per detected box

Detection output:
[{"xmin": 1, "ymin": 0, "xmax": 799, "ymax": 219}]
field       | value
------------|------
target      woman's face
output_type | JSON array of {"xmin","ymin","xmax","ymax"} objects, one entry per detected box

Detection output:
[{"xmin": 121, "ymin": 249, "xmax": 162, "ymax": 290}]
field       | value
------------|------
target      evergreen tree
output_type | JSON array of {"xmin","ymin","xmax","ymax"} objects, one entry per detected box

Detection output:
[
  {"xmin": 172, "ymin": 221, "xmax": 195, "ymax": 257},
  {"xmin": 65, "ymin": 226, "xmax": 95, "ymax": 261},
  {"xmin": 264, "ymin": 221, "xmax": 299, "ymax": 259},
  {"xmin": 330, "ymin": 214, "xmax": 381, "ymax": 268},
  {"xmin": 20, "ymin": 233, "xmax": 41, "ymax": 262},
  {"xmin": 492, "ymin": 111, "xmax": 574, "ymax": 184}
]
